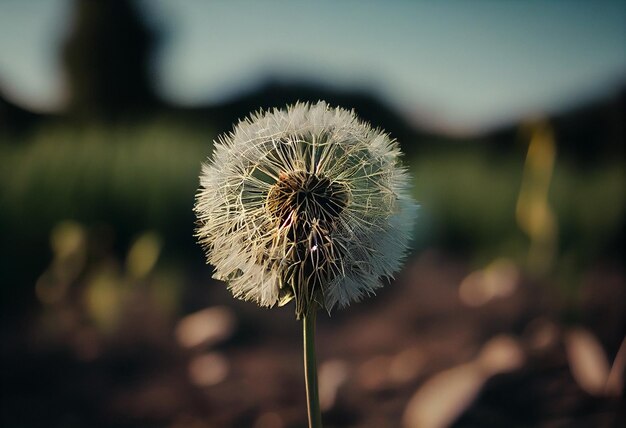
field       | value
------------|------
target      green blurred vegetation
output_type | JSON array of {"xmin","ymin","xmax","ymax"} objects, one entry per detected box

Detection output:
[
  {"xmin": 2, "ymin": 119, "xmax": 622, "ymax": 284},
  {"xmin": 412, "ymin": 147, "xmax": 525, "ymax": 258},
  {"xmin": 1, "ymin": 120, "xmax": 212, "ymax": 249}
]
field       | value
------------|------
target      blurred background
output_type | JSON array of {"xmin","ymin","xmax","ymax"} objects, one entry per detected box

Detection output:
[{"xmin": 1, "ymin": 1, "xmax": 624, "ymax": 427}]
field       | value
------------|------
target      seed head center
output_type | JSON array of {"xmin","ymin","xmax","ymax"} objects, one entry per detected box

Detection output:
[{"xmin": 266, "ymin": 171, "xmax": 349, "ymax": 226}]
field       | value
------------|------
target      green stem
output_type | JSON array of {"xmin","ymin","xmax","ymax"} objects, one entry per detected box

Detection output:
[{"xmin": 303, "ymin": 310, "xmax": 322, "ymax": 428}]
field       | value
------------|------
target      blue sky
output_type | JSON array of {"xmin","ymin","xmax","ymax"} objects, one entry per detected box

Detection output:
[{"xmin": 0, "ymin": 0, "xmax": 624, "ymax": 133}]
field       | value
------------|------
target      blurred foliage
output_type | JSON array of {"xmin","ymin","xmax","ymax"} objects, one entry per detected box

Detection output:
[
  {"xmin": 411, "ymin": 147, "xmax": 524, "ymax": 257},
  {"xmin": 1, "ymin": 119, "xmax": 623, "ymax": 288},
  {"xmin": 1, "ymin": 119, "xmax": 212, "ymax": 249},
  {"xmin": 412, "ymin": 142, "xmax": 623, "ymax": 267},
  {"xmin": 35, "ymin": 221, "xmax": 183, "ymax": 343}
]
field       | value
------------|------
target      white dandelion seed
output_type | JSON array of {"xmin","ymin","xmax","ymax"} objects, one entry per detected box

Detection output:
[{"xmin": 194, "ymin": 101, "xmax": 417, "ymax": 318}]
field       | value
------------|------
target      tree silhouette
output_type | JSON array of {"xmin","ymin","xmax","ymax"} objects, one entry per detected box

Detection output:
[{"xmin": 61, "ymin": 0, "xmax": 159, "ymax": 121}]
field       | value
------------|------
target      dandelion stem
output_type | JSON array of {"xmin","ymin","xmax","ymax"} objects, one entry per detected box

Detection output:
[{"xmin": 303, "ymin": 309, "xmax": 322, "ymax": 428}]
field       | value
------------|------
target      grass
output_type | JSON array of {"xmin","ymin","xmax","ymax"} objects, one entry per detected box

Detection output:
[
  {"xmin": 1, "ymin": 121, "xmax": 623, "ymax": 285},
  {"xmin": 1, "ymin": 120, "xmax": 213, "ymax": 248}
]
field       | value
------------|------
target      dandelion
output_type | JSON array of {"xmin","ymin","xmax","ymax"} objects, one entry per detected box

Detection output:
[{"xmin": 194, "ymin": 101, "xmax": 416, "ymax": 427}]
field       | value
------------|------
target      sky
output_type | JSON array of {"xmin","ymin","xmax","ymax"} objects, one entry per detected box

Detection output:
[{"xmin": 0, "ymin": 0, "xmax": 624, "ymax": 133}]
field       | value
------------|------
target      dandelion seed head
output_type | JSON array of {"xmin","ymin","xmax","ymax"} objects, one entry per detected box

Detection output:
[{"xmin": 194, "ymin": 101, "xmax": 417, "ymax": 318}]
